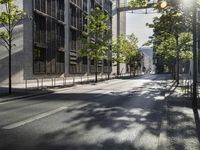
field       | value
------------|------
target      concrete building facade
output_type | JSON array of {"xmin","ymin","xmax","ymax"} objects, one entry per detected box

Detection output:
[
  {"xmin": 112, "ymin": 0, "xmax": 127, "ymax": 75},
  {"xmin": 0, "ymin": 0, "xmax": 113, "ymax": 86}
]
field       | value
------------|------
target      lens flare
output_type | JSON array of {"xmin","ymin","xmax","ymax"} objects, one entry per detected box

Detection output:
[{"xmin": 160, "ymin": 1, "xmax": 167, "ymax": 8}]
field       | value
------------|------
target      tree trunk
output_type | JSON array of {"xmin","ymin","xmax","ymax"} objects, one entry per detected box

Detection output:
[
  {"xmin": 175, "ymin": 35, "xmax": 179, "ymax": 85},
  {"xmin": 192, "ymin": 4, "xmax": 197, "ymax": 107},
  {"xmin": 9, "ymin": 47, "xmax": 11, "ymax": 94},
  {"xmin": 95, "ymin": 60, "xmax": 98, "ymax": 83},
  {"xmin": 173, "ymin": 64, "xmax": 176, "ymax": 80},
  {"xmin": 8, "ymin": 3, "xmax": 12, "ymax": 95},
  {"xmin": 107, "ymin": 65, "xmax": 110, "ymax": 80},
  {"xmin": 171, "ymin": 66, "xmax": 175, "ymax": 79}
]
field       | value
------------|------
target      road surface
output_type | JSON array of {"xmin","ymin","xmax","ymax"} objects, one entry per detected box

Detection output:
[{"xmin": 0, "ymin": 74, "xmax": 169, "ymax": 150}]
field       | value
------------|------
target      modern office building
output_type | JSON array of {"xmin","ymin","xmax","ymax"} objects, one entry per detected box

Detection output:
[{"xmin": 0, "ymin": 0, "xmax": 113, "ymax": 85}]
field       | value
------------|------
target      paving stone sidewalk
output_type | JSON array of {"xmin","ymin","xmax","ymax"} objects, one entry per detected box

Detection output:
[{"xmin": 159, "ymin": 80, "xmax": 200, "ymax": 150}]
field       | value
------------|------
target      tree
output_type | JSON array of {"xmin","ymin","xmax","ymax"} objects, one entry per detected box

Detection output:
[
  {"xmin": 111, "ymin": 35, "xmax": 128, "ymax": 64},
  {"xmin": 0, "ymin": 0, "xmax": 25, "ymax": 94},
  {"xmin": 126, "ymin": 33, "xmax": 141, "ymax": 76},
  {"xmin": 146, "ymin": 0, "xmax": 192, "ymax": 83},
  {"xmin": 112, "ymin": 34, "xmax": 140, "ymax": 76},
  {"xmin": 80, "ymin": 7, "xmax": 110, "ymax": 83}
]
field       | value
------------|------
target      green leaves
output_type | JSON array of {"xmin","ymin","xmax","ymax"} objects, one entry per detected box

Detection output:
[
  {"xmin": 147, "ymin": 0, "xmax": 193, "ymax": 67},
  {"xmin": 128, "ymin": 0, "xmax": 148, "ymax": 8},
  {"xmin": 84, "ymin": 7, "xmax": 109, "ymax": 36},
  {"xmin": 155, "ymin": 32, "xmax": 192, "ymax": 64},
  {"xmin": 0, "ymin": 0, "xmax": 25, "ymax": 24},
  {"xmin": 81, "ymin": 7, "xmax": 111, "ymax": 61},
  {"xmin": 0, "ymin": 0, "xmax": 14, "ymax": 4},
  {"xmin": 112, "ymin": 34, "xmax": 140, "ymax": 66},
  {"xmin": 0, "ymin": 0, "xmax": 25, "ymax": 50},
  {"xmin": 0, "ymin": 31, "xmax": 9, "ymax": 39}
]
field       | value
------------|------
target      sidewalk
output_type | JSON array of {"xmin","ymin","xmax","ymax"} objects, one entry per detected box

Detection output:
[
  {"xmin": 0, "ymin": 75, "xmax": 108, "ymax": 102},
  {"xmin": 158, "ymin": 80, "xmax": 200, "ymax": 150},
  {"xmin": 0, "ymin": 74, "xmax": 133, "ymax": 102}
]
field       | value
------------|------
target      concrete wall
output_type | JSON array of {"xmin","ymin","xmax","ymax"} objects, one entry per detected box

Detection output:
[
  {"xmin": 23, "ymin": 0, "xmax": 34, "ymax": 81},
  {"xmin": 0, "ymin": 1, "xmax": 25, "ymax": 85},
  {"xmin": 64, "ymin": 0, "xmax": 70, "ymax": 76},
  {"xmin": 112, "ymin": 0, "xmax": 126, "ymax": 39},
  {"xmin": 112, "ymin": 0, "xmax": 127, "ymax": 75}
]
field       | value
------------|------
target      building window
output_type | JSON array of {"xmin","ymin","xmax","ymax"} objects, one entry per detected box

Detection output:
[
  {"xmin": 103, "ymin": 59, "xmax": 108, "ymax": 66},
  {"xmin": 58, "ymin": 24, "xmax": 65, "ymax": 48},
  {"xmin": 70, "ymin": 4, "xmax": 76, "ymax": 28},
  {"xmin": 47, "ymin": 0, "xmax": 52, "ymax": 16},
  {"xmin": 70, "ymin": 29, "xmax": 76, "ymax": 51},
  {"xmin": 83, "ymin": 56, "xmax": 88, "ymax": 65},
  {"xmin": 35, "ymin": 0, "xmax": 46, "ymax": 13},
  {"xmin": 83, "ymin": 0, "xmax": 87, "ymax": 12},
  {"xmin": 33, "ymin": 47, "xmax": 46, "ymax": 73},
  {"xmin": 34, "ymin": 13, "xmax": 46, "ymax": 44},
  {"xmin": 91, "ymin": 0, "xmax": 95, "ymax": 9},
  {"xmin": 58, "ymin": 0, "xmax": 64, "ymax": 21}
]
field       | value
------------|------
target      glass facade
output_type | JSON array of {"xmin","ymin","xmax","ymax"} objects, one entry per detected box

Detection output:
[
  {"xmin": 33, "ymin": 0, "xmax": 65, "ymax": 74},
  {"xmin": 33, "ymin": 0, "xmax": 112, "ymax": 75},
  {"xmin": 69, "ymin": 0, "xmax": 86, "ymax": 74},
  {"xmin": 69, "ymin": 0, "xmax": 112, "ymax": 74}
]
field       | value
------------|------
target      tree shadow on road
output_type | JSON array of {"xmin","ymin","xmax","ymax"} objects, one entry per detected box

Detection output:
[
  {"xmin": 37, "ymin": 138, "xmax": 144, "ymax": 150},
  {"xmin": 32, "ymin": 80, "xmax": 167, "ymax": 150},
  {"xmin": 2, "ymin": 76, "xmax": 199, "ymax": 150},
  {"xmin": 35, "ymin": 79, "xmax": 200, "ymax": 150},
  {"xmin": 164, "ymin": 86, "xmax": 200, "ymax": 150}
]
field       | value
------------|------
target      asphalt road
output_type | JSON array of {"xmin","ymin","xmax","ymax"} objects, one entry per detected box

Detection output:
[{"xmin": 0, "ymin": 74, "xmax": 170, "ymax": 150}]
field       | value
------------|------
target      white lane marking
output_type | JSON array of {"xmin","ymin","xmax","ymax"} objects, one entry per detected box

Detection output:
[{"xmin": 2, "ymin": 106, "xmax": 67, "ymax": 130}]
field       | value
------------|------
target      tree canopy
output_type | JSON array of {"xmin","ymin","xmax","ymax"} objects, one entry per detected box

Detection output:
[
  {"xmin": 80, "ymin": 7, "xmax": 111, "ymax": 82},
  {"xmin": 128, "ymin": 0, "xmax": 148, "ymax": 8},
  {"xmin": 146, "ymin": 0, "xmax": 193, "ymax": 72},
  {"xmin": 0, "ymin": 0, "xmax": 25, "ymax": 50},
  {"xmin": 112, "ymin": 33, "xmax": 141, "ymax": 75}
]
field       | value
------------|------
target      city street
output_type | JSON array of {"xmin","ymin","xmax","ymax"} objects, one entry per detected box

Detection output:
[
  {"xmin": 1, "ymin": 0, "xmax": 200, "ymax": 149},
  {"xmin": 0, "ymin": 74, "xmax": 170, "ymax": 150}
]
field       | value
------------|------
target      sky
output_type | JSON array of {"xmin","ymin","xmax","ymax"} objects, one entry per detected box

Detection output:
[{"xmin": 126, "ymin": 10, "xmax": 159, "ymax": 47}]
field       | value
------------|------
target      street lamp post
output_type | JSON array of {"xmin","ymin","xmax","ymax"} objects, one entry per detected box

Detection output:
[
  {"xmin": 117, "ymin": 0, "xmax": 120, "ymax": 76},
  {"xmin": 176, "ymin": 34, "xmax": 179, "ymax": 85},
  {"xmin": 192, "ymin": 0, "xmax": 197, "ymax": 108}
]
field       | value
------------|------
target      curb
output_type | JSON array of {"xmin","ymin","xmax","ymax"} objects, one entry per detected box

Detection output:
[
  {"xmin": 157, "ymin": 92, "xmax": 170, "ymax": 150},
  {"xmin": 157, "ymin": 81, "xmax": 173, "ymax": 150},
  {"xmin": 0, "ymin": 91, "xmax": 53, "ymax": 103},
  {"xmin": 0, "ymin": 75, "xmax": 138, "ymax": 103},
  {"xmin": 0, "ymin": 76, "xmax": 119, "ymax": 103}
]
